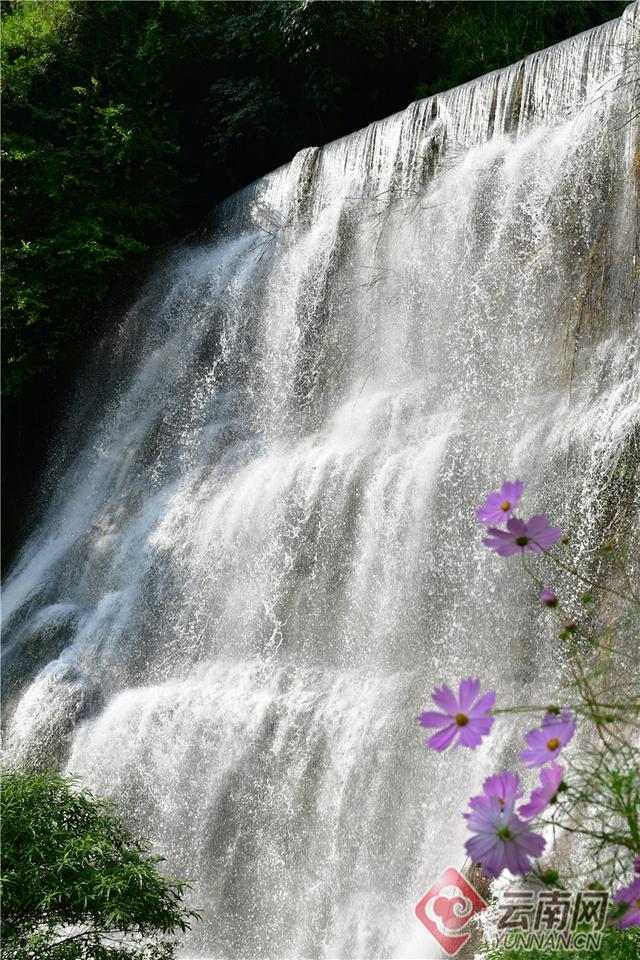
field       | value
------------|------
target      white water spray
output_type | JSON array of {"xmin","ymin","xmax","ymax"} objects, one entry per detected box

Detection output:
[{"xmin": 2, "ymin": 7, "xmax": 639, "ymax": 957}]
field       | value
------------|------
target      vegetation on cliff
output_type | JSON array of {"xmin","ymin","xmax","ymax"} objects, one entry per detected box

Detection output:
[{"xmin": 0, "ymin": 768, "xmax": 197, "ymax": 959}]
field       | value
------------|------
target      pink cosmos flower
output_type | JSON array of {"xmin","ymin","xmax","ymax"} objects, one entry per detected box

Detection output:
[
  {"xmin": 418, "ymin": 678, "xmax": 496, "ymax": 751},
  {"xmin": 476, "ymin": 481, "xmax": 523, "ymax": 525},
  {"xmin": 464, "ymin": 796, "xmax": 546, "ymax": 878},
  {"xmin": 520, "ymin": 713, "xmax": 576, "ymax": 768},
  {"xmin": 464, "ymin": 771, "xmax": 523, "ymax": 817},
  {"xmin": 483, "ymin": 516, "xmax": 563, "ymax": 557},
  {"xmin": 541, "ymin": 588, "xmax": 557, "ymax": 607},
  {"xmin": 614, "ymin": 877, "xmax": 640, "ymax": 927},
  {"xmin": 519, "ymin": 763, "xmax": 564, "ymax": 818}
]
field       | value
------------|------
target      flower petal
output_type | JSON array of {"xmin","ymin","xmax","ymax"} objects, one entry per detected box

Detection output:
[
  {"xmin": 483, "ymin": 770, "xmax": 521, "ymax": 798},
  {"xmin": 525, "ymin": 514, "xmax": 553, "ymax": 534},
  {"xmin": 516, "ymin": 830, "xmax": 546, "ymax": 859},
  {"xmin": 417, "ymin": 710, "xmax": 450, "ymax": 729},
  {"xmin": 456, "ymin": 724, "xmax": 486, "ymax": 749},
  {"xmin": 469, "ymin": 690, "xmax": 496, "ymax": 717},
  {"xmin": 484, "ymin": 527, "xmax": 513, "ymax": 543},
  {"xmin": 506, "ymin": 517, "xmax": 526, "ymax": 536},
  {"xmin": 501, "ymin": 480, "xmax": 523, "ymax": 503},
  {"xmin": 458, "ymin": 678, "xmax": 481, "ymax": 711},
  {"xmin": 465, "ymin": 833, "xmax": 499, "ymax": 859},
  {"xmin": 533, "ymin": 530, "xmax": 562, "ymax": 548},
  {"xmin": 504, "ymin": 841, "xmax": 531, "ymax": 876},
  {"xmin": 426, "ymin": 723, "xmax": 458, "ymax": 751},
  {"xmin": 542, "ymin": 709, "xmax": 572, "ymax": 728},
  {"xmin": 431, "ymin": 684, "xmax": 458, "ymax": 714}
]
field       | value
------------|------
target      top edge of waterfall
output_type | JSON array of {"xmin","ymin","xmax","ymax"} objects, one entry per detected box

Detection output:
[{"xmin": 209, "ymin": 1, "xmax": 638, "ymax": 235}]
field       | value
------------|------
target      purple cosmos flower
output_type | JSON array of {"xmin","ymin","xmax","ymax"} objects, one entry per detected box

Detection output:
[
  {"xmin": 542, "ymin": 708, "xmax": 573, "ymax": 728},
  {"xmin": 464, "ymin": 796, "xmax": 546, "ymax": 878},
  {"xmin": 614, "ymin": 877, "xmax": 640, "ymax": 928},
  {"xmin": 519, "ymin": 763, "xmax": 564, "ymax": 818},
  {"xmin": 541, "ymin": 588, "xmax": 557, "ymax": 607},
  {"xmin": 635, "ymin": 856, "xmax": 640, "ymax": 875},
  {"xmin": 418, "ymin": 678, "xmax": 496, "ymax": 751},
  {"xmin": 476, "ymin": 480, "xmax": 523, "ymax": 525},
  {"xmin": 465, "ymin": 771, "xmax": 523, "ymax": 817},
  {"xmin": 520, "ymin": 714, "xmax": 576, "ymax": 768},
  {"xmin": 483, "ymin": 516, "xmax": 563, "ymax": 557}
]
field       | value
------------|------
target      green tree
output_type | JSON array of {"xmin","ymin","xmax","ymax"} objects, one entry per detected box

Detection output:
[
  {"xmin": 0, "ymin": 769, "xmax": 198, "ymax": 959},
  {"xmin": 1, "ymin": 1, "xmax": 184, "ymax": 397}
]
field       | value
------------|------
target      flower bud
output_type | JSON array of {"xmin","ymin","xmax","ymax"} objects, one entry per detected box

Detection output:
[{"xmin": 541, "ymin": 588, "xmax": 557, "ymax": 607}]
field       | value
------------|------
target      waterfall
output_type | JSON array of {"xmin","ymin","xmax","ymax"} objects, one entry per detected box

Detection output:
[{"xmin": 2, "ymin": 5, "xmax": 639, "ymax": 957}]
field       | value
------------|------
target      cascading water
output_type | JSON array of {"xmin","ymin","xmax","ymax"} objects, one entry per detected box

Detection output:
[{"xmin": 2, "ymin": 6, "xmax": 639, "ymax": 958}]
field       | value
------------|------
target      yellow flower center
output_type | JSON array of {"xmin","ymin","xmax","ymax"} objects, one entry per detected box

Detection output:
[
  {"xmin": 501, "ymin": 500, "xmax": 511, "ymax": 512},
  {"xmin": 547, "ymin": 737, "xmax": 561, "ymax": 751},
  {"xmin": 455, "ymin": 713, "xmax": 469, "ymax": 727}
]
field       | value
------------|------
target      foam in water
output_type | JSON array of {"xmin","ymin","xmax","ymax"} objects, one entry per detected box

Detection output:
[{"xmin": 2, "ymin": 6, "xmax": 639, "ymax": 957}]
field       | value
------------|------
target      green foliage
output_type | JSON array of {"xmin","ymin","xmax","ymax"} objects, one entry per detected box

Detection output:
[
  {"xmin": 414, "ymin": 1, "xmax": 630, "ymax": 98},
  {"xmin": 527, "ymin": 534, "xmax": 640, "ymax": 890},
  {"xmin": 2, "ymin": 1, "xmax": 184, "ymax": 396},
  {"xmin": 479, "ymin": 924, "xmax": 640, "ymax": 960},
  {"xmin": 0, "ymin": 768, "xmax": 198, "ymax": 959}
]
